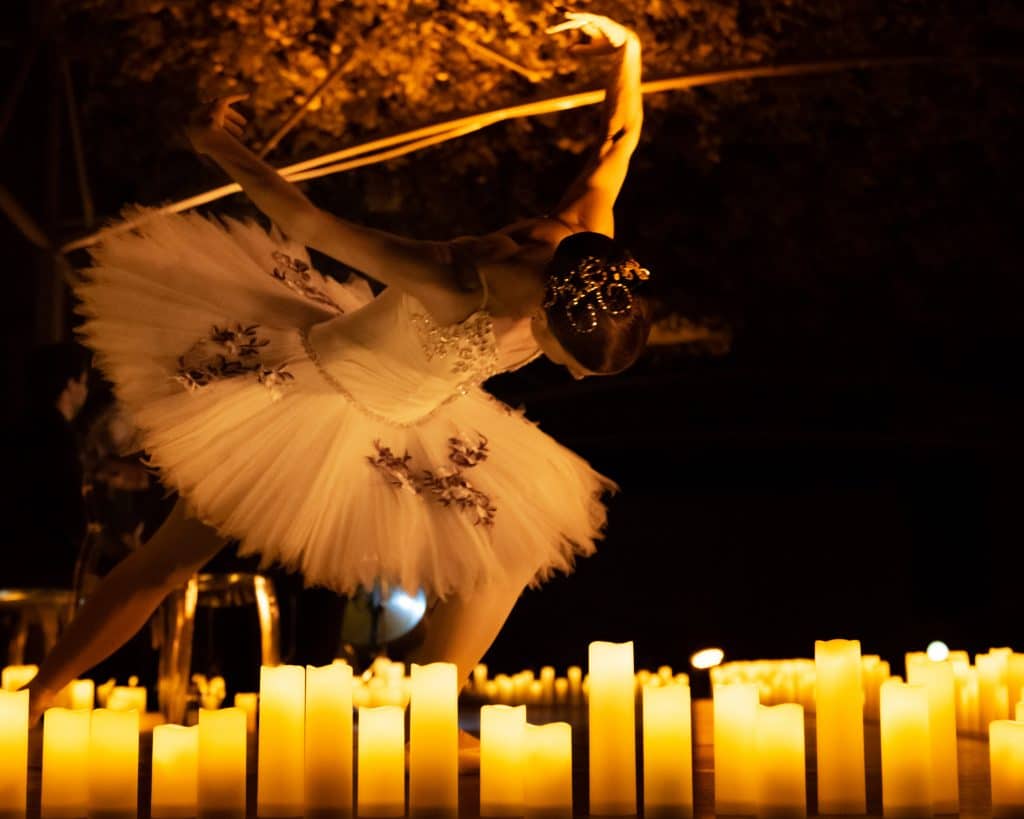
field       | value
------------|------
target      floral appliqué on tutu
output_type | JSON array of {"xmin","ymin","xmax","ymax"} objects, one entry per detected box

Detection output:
[
  {"xmin": 175, "ymin": 322, "xmax": 294, "ymax": 400},
  {"xmin": 368, "ymin": 435, "xmax": 496, "ymax": 526}
]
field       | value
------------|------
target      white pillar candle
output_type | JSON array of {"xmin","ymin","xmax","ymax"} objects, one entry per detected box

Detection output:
[
  {"xmin": 1017, "ymin": 701, "xmax": 1024, "ymax": 721},
  {"xmin": 408, "ymin": 663, "xmax": 458, "ymax": 819},
  {"xmin": 588, "ymin": 641, "xmax": 636, "ymax": 816},
  {"xmin": 540, "ymin": 667, "xmax": 556, "ymax": 705},
  {"xmin": 907, "ymin": 661, "xmax": 958, "ymax": 814},
  {"xmin": 474, "ymin": 664, "xmax": 489, "ymax": 695},
  {"xmin": 978, "ymin": 653, "xmax": 1010, "ymax": 732},
  {"xmin": 524, "ymin": 723, "xmax": 572, "ymax": 819},
  {"xmin": 553, "ymin": 680, "xmax": 568, "ymax": 705},
  {"xmin": 306, "ymin": 663, "xmax": 354, "ymax": 819},
  {"xmin": 642, "ymin": 683, "xmax": 693, "ymax": 819},
  {"xmin": 990, "ymin": 720, "xmax": 1024, "ymax": 817},
  {"xmin": 814, "ymin": 639, "xmax": 866, "ymax": 814},
  {"xmin": 1008, "ymin": 655, "xmax": 1024, "ymax": 711},
  {"xmin": 357, "ymin": 706, "xmax": 404, "ymax": 818},
  {"xmin": 566, "ymin": 667, "xmax": 582, "ymax": 703},
  {"xmin": 199, "ymin": 707, "xmax": 246, "ymax": 819},
  {"xmin": 754, "ymin": 703, "xmax": 806, "ymax": 819},
  {"xmin": 88, "ymin": 708, "xmax": 139, "ymax": 819},
  {"xmin": 480, "ymin": 705, "xmax": 526, "ymax": 817},
  {"xmin": 67, "ymin": 680, "xmax": 95, "ymax": 711},
  {"xmin": 233, "ymin": 693, "xmax": 258, "ymax": 733},
  {"xmin": 257, "ymin": 665, "xmax": 305, "ymax": 817},
  {"xmin": 713, "ymin": 683, "xmax": 758, "ymax": 815},
  {"xmin": 106, "ymin": 685, "xmax": 146, "ymax": 713},
  {"xmin": 41, "ymin": 707, "xmax": 90, "ymax": 819},
  {"xmin": 1, "ymin": 665, "xmax": 37, "ymax": 692},
  {"xmin": 0, "ymin": 689, "xmax": 28, "ymax": 816},
  {"xmin": 880, "ymin": 680, "xmax": 932, "ymax": 818},
  {"xmin": 151, "ymin": 724, "xmax": 198, "ymax": 819}
]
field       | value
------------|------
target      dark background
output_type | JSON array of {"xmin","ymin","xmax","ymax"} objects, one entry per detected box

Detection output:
[{"xmin": 2, "ymin": 0, "xmax": 1022, "ymax": 694}]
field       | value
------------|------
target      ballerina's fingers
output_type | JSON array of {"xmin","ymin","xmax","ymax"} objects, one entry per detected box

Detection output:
[{"xmin": 225, "ymin": 109, "xmax": 247, "ymax": 127}]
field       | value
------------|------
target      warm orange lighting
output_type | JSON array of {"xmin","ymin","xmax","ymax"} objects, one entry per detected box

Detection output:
[
  {"xmin": 691, "ymin": 648, "xmax": 724, "ymax": 670},
  {"xmin": 927, "ymin": 641, "xmax": 950, "ymax": 662}
]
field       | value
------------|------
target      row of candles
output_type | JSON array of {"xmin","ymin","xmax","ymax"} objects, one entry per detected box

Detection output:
[
  {"xmin": 3, "ymin": 639, "xmax": 1024, "ymax": 818},
  {"xmin": 708, "ymin": 645, "xmax": 1024, "ymax": 736}
]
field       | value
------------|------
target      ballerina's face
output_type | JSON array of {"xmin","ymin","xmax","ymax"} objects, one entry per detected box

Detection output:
[{"xmin": 530, "ymin": 310, "xmax": 598, "ymax": 380}]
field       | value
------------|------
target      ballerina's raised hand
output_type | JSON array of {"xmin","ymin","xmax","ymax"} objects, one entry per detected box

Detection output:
[{"xmin": 545, "ymin": 10, "xmax": 638, "ymax": 56}]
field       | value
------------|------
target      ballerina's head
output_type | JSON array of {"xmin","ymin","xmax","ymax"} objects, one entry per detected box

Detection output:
[{"xmin": 531, "ymin": 231, "xmax": 653, "ymax": 379}]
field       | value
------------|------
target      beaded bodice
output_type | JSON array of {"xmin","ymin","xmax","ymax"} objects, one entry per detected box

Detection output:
[{"xmin": 301, "ymin": 287, "xmax": 505, "ymax": 425}]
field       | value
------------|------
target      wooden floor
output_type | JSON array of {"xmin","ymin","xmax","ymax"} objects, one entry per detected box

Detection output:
[{"xmin": 23, "ymin": 698, "xmax": 993, "ymax": 818}]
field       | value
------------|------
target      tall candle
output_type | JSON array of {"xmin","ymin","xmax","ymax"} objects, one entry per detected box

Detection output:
[
  {"xmin": 713, "ymin": 683, "xmax": 758, "ymax": 815},
  {"xmin": 409, "ymin": 663, "xmax": 458, "ymax": 819},
  {"xmin": 1008, "ymin": 654, "xmax": 1024, "ymax": 710},
  {"xmin": 88, "ymin": 708, "xmax": 139, "ymax": 819},
  {"xmin": 1, "ymin": 665, "xmax": 37, "ymax": 692},
  {"xmin": 233, "ymin": 693, "xmax": 258, "ymax": 733},
  {"xmin": 0, "ymin": 690, "xmax": 28, "ymax": 816},
  {"xmin": 524, "ymin": 723, "xmax": 573, "ymax": 819},
  {"xmin": 540, "ymin": 667, "xmax": 556, "ymax": 705},
  {"xmin": 306, "ymin": 663, "xmax": 353, "ymax": 818},
  {"xmin": 257, "ymin": 665, "xmax": 305, "ymax": 817},
  {"xmin": 567, "ymin": 667, "xmax": 582, "ymax": 702},
  {"xmin": 357, "ymin": 706, "xmax": 404, "ymax": 817},
  {"xmin": 754, "ymin": 703, "xmax": 806, "ymax": 819},
  {"xmin": 151, "ymin": 724, "xmax": 198, "ymax": 819},
  {"xmin": 474, "ymin": 664, "xmax": 489, "ymax": 695},
  {"xmin": 41, "ymin": 707, "xmax": 90, "ymax": 819},
  {"xmin": 642, "ymin": 683, "xmax": 693, "ymax": 819},
  {"xmin": 815, "ymin": 639, "xmax": 866, "ymax": 814},
  {"xmin": 199, "ymin": 707, "xmax": 246, "ymax": 819},
  {"xmin": 977, "ymin": 652, "xmax": 1010, "ymax": 731},
  {"xmin": 990, "ymin": 720, "xmax": 1024, "ymax": 818},
  {"xmin": 880, "ymin": 680, "xmax": 932, "ymax": 818},
  {"xmin": 908, "ymin": 660, "xmax": 958, "ymax": 814},
  {"xmin": 480, "ymin": 705, "xmax": 526, "ymax": 817},
  {"xmin": 588, "ymin": 641, "xmax": 636, "ymax": 816}
]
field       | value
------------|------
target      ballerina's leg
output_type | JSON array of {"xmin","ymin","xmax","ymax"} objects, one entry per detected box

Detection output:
[{"xmin": 26, "ymin": 495, "xmax": 228, "ymax": 723}]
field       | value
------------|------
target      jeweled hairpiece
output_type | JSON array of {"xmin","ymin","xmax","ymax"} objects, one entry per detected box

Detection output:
[{"xmin": 543, "ymin": 255, "xmax": 651, "ymax": 333}]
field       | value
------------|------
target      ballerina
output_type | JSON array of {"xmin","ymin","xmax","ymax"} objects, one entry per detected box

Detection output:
[{"xmin": 25, "ymin": 11, "xmax": 651, "ymax": 744}]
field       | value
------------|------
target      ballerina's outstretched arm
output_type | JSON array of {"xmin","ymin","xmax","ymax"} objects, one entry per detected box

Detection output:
[
  {"xmin": 546, "ymin": 12, "xmax": 644, "ymax": 238},
  {"xmin": 185, "ymin": 95, "xmax": 471, "ymax": 323}
]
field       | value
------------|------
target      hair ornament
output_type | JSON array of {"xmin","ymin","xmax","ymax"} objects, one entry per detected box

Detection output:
[{"xmin": 544, "ymin": 255, "xmax": 651, "ymax": 333}]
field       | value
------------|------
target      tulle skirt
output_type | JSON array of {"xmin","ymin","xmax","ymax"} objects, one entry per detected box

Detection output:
[{"xmin": 73, "ymin": 205, "xmax": 616, "ymax": 598}]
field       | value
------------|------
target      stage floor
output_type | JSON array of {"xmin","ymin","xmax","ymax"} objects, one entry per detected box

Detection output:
[{"xmin": 23, "ymin": 698, "xmax": 993, "ymax": 817}]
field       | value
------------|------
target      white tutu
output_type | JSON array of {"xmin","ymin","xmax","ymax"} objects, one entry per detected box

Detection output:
[{"xmin": 73, "ymin": 205, "xmax": 616, "ymax": 598}]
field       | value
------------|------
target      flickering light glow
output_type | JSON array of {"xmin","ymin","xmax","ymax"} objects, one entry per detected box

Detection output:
[
  {"xmin": 927, "ymin": 641, "xmax": 950, "ymax": 662},
  {"xmin": 691, "ymin": 648, "xmax": 724, "ymax": 670}
]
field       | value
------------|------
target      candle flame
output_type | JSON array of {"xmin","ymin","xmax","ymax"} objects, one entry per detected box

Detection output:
[
  {"xmin": 691, "ymin": 647, "xmax": 725, "ymax": 670},
  {"xmin": 926, "ymin": 641, "xmax": 949, "ymax": 662}
]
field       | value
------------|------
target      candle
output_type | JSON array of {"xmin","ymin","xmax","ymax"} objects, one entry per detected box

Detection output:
[
  {"xmin": 67, "ymin": 679, "xmax": 95, "ymax": 711},
  {"xmin": 257, "ymin": 665, "xmax": 305, "ymax": 817},
  {"xmin": 88, "ymin": 708, "xmax": 139, "ymax": 819},
  {"xmin": 95, "ymin": 678, "xmax": 115, "ymax": 708},
  {"xmin": 588, "ymin": 641, "xmax": 636, "ymax": 816},
  {"xmin": 41, "ymin": 707, "xmax": 90, "ymax": 819},
  {"xmin": 1008, "ymin": 654, "xmax": 1024, "ymax": 709},
  {"xmin": 0, "ymin": 690, "xmax": 29, "ymax": 816},
  {"xmin": 539, "ymin": 667, "xmax": 556, "ymax": 705},
  {"xmin": 409, "ymin": 663, "xmax": 458, "ymax": 819},
  {"xmin": 978, "ymin": 652, "xmax": 1010, "ymax": 731},
  {"xmin": 1017, "ymin": 701, "xmax": 1024, "ymax": 721},
  {"xmin": 990, "ymin": 720, "xmax": 1024, "ymax": 817},
  {"xmin": 480, "ymin": 705, "xmax": 526, "ymax": 817},
  {"xmin": 524, "ymin": 723, "xmax": 573, "ymax": 819},
  {"xmin": 233, "ymin": 693, "xmax": 258, "ymax": 733},
  {"xmin": 553, "ymin": 679, "xmax": 568, "ymax": 705},
  {"xmin": 474, "ymin": 664, "xmax": 489, "ymax": 695},
  {"xmin": 713, "ymin": 683, "xmax": 758, "ymax": 815},
  {"xmin": 199, "ymin": 707, "xmax": 246, "ymax": 819},
  {"xmin": 642, "ymin": 683, "xmax": 693, "ymax": 819},
  {"xmin": 880, "ymin": 680, "xmax": 932, "ymax": 818},
  {"xmin": 907, "ymin": 660, "xmax": 958, "ymax": 814},
  {"xmin": 151, "ymin": 724, "xmax": 198, "ymax": 819},
  {"xmin": 306, "ymin": 663, "xmax": 353, "ymax": 818},
  {"xmin": 754, "ymin": 703, "xmax": 806, "ymax": 818},
  {"xmin": 357, "ymin": 706, "xmax": 405, "ymax": 817},
  {"xmin": 1, "ymin": 664, "xmax": 37, "ymax": 691},
  {"xmin": 106, "ymin": 685, "xmax": 147, "ymax": 713},
  {"xmin": 566, "ymin": 667, "xmax": 582, "ymax": 702},
  {"xmin": 815, "ymin": 639, "xmax": 866, "ymax": 814}
]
